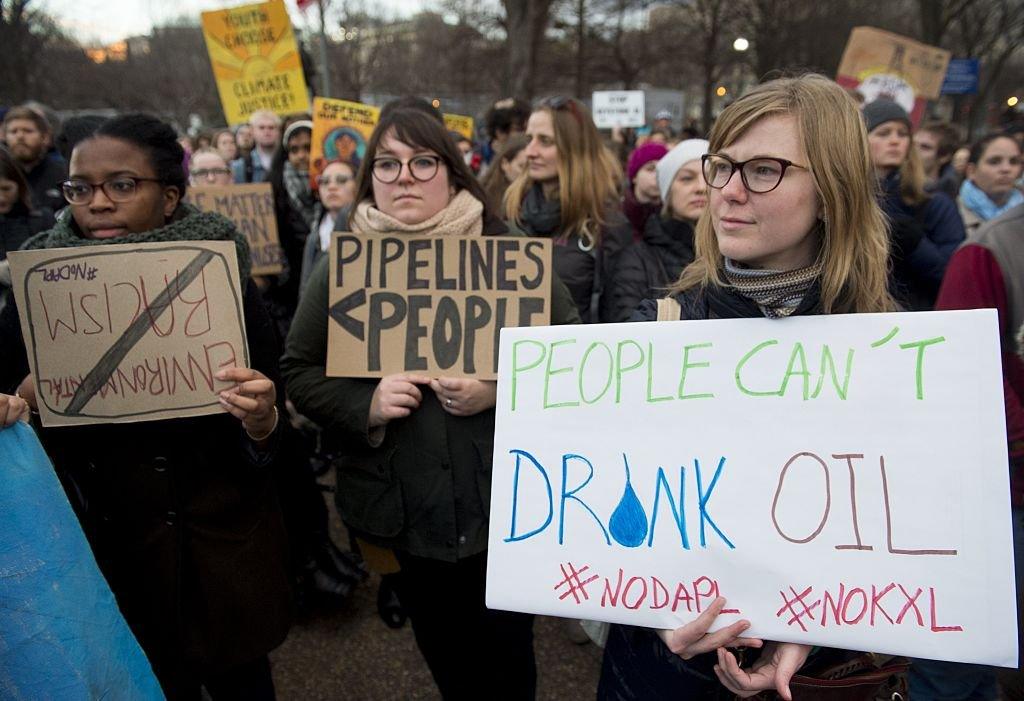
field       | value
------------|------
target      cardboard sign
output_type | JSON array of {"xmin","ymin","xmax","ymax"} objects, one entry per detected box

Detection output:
[
  {"xmin": 327, "ymin": 233, "xmax": 552, "ymax": 379},
  {"xmin": 189, "ymin": 183, "xmax": 284, "ymax": 276},
  {"xmin": 444, "ymin": 113, "xmax": 475, "ymax": 141},
  {"xmin": 836, "ymin": 27, "xmax": 951, "ymax": 126},
  {"xmin": 487, "ymin": 310, "xmax": 1016, "ymax": 667},
  {"xmin": 201, "ymin": 0, "xmax": 310, "ymax": 126},
  {"xmin": 8, "ymin": 242, "xmax": 250, "ymax": 427},
  {"xmin": 311, "ymin": 97, "xmax": 380, "ymax": 189},
  {"xmin": 592, "ymin": 91, "xmax": 646, "ymax": 129}
]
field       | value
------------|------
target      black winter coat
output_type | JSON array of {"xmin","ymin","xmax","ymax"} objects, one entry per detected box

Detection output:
[
  {"xmin": 0, "ymin": 281, "xmax": 293, "ymax": 680},
  {"xmin": 0, "ymin": 203, "xmax": 54, "ymax": 260},
  {"xmin": 605, "ymin": 215, "xmax": 695, "ymax": 322}
]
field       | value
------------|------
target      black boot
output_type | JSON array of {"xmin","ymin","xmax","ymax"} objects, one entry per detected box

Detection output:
[
  {"xmin": 377, "ymin": 573, "xmax": 406, "ymax": 629},
  {"xmin": 322, "ymin": 537, "xmax": 369, "ymax": 585}
]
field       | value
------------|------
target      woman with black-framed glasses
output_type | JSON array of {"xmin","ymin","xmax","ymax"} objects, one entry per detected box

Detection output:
[
  {"xmin": 283, "ymin": 100, "xmax": 580, "ymax": 700},
  {"xmin": 504, "ymin": 96, "xmax": 631, "ymax": 323}
]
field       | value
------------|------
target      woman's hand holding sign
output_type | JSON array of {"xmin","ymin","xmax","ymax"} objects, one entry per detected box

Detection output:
[
  {"xmin": 369, "ymin": 373, "xmax": 433, "ymax": 427},
  {"xmin": 431, "ymin": 377, "xmax": 497, "ymax": 417},
  {"xmin": 657, "ymin": 597, "xmax": 762, "ymax": 660},
  {"xmin": 216, "ymin": 368, "xmax": 278, "ymax": 442}
]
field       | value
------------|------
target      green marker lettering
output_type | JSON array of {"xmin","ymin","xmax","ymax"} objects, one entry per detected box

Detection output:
[
  {"xmin": 735, "ymin": 339, "xmax": 781, "ymax": 397},
  {"xmin": 543, "ymin": 339, "xmax": 580, "ymax": 409},
  {"xmin": 615, "ymin": 339, "xmax": 645, "ymax": 403},
  {"xmin": 646, "ymin": 342, "xmax": 673, "ymax": 403},
  {"xmin": 678, "ymin": 342, "xmax": 714, "ymax": 400},
  {"xmin": 510, "ymin": 339, "xmax": 546, "ymax": 411},
  {"xmin": 579, "ymin": 341, "xmax": 614, "ymax": 404},
  {"xmin": 811, "ymin": 346, "xmax": 854, "ymax": 400},
  {"xmin": 899, "ymin": 336, "xmax": 946, "ymax": 400},
  {"xmin": 779, "ymin": 342, "xmax": 810, "ymax": 400}
]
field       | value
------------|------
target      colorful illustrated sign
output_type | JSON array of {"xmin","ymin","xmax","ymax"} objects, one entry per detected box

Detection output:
[
  {"xmin": 8, "ymin": 242, "xmax": 249, "ymax": 427},
  {"xmin": 444, "ymin": 113, "xmax": 475, "ymax": 141},
  {"xmin": 837, "ymin": 27, "xmax": 951, "ymax": 126},
  {"xmin": 311, "ymin": 97, "xmax": 380, "ymax": 189},
  {"xmin": 592, "ymin": 90, "xmax": 646, "ymax": 129},
  {"xmin": 189, "ymin": 183, "xmax": 284, "ymax": 276},
  {"xmin": 201, "ymin": 0, "xmax": 310, "ymax": 126},
  {"xmin": 487, "ymin": 310, "xmax": 1016, "ymax": 667},
  {"xmin": 327, "ymin": 233, "xmax": 552, "ymax": 379}
]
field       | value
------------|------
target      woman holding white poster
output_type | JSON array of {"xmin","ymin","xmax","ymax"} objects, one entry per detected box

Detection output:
[
  {"xmin": 282, "ymin": 101, "xmax": 580, "ymax": 700},
  {"xmin": 598, "ymin": 74, "xmax": 900, "ymax": 700}
]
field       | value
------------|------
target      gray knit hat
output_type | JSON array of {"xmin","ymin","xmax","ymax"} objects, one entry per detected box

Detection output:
[{"xmin": 862, "ymin": 99, "xmax": 911, "ymax": 134}]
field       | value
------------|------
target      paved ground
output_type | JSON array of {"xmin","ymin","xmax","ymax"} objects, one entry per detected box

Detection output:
[{"xmin": 269, "ymin": 479, "xmax": 603, "ymax": 700}]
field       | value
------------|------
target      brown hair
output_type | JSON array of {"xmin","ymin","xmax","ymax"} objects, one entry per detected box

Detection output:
[
  {"xmin": 2, "ymin": 105, "xmax": 51, "ymax": 135},
  {"xmin": 670, "ymin": 74, "xmax": 896, "ymax": 315},
  {"xmin": 0, "ymin": 146, "xmax": 33, "ymax": 210},
  {"xmin": 504, "ymin": 98, "xmax": 621, "ymax": 247},
  {"xmin": 481, "ymin": 134, "xmax": 528, "ymax": 211}
]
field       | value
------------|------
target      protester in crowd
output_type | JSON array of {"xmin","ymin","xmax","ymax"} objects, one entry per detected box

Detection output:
[
  {"xmin": 915, "ymin": 120, "xmax": 962, "ymax": 198},
  {"xmin": 282, "ymin": 101, "xmax": 580, "ymax": 700},
  {"xmin": 622, "ymin": 142, "xmax": 668, "ymax": 240},
  {"xmin": 0, "ymin": 147, "xmax": 55, "ymax": 308},
  {"xmin": 187, "ymin": 148, "xmax": 234, "ymax": 187},
  {"xmin": 300, "ymin": 159, "xmax": 357, "ymax": 292},
  {"xmin": 480, "ymin": 133, "xmax": 528, "ymax": 213},
  {"xmin": 957, "ymin": 133, "xmax": 1023, "ymax": 233},
  {"xmin": 2, "ymin": 105, "xmax": 67, "ymax": 212},
  {"xmin": 233, "ymin": 110, "xmax": 282, "ymax": 184},
  {"xmin": 505, "ymin": 96, "xmax": 630, "ymax": 322},
  {"xmin": 235, "ymin": 123, "xmax": 254, "ymax": 160},
  {"xmin": 599, "ymin": 73, "xmax": 898, "ymax": 700},
  {"xmin": 196, "ymin": 133, "xmax": 213, "ymax": 150},
  {"xmin": 481, "ymin": 97, "xmax": 531, "ymax": 170},
  {"xmin": 952, "ymin": 146, "xmax": 970, "ymax": 178},
  {"xmin": 213, "ymin": 128, "xmax": 238, "ymax": 164},
  {"xmin": 652, "ymin": 110, "xmax": 675, "ymax": 138},
  {"xmin": 863, "ymin": 98, "xmax": 965, "ymax": 310},
  {"xmin": 605, "ymin": 138, "xmax": 708, "ymax": 322},
  {"xmin": 932, "ymin": 203, "xmax": 1024, "ymax": 701},
  {"xmin": 0, "ymin": 113, "xmax": 292, "ymax": 700}
]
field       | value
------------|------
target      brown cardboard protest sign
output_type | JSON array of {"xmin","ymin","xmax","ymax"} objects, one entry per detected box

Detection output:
[
  {"xmin": 836, "ymin": 27, "xmax": 951, "ymax": 126},
  {"xmin": 189, "ymin": 183, "xmax": 284, "ymax": 276},
  {"xmin": 8, "ymin": 241, "xmax": 249, "ymax": 427},
  {"xmin": 327, "ymin": 233, "xmax": 552, "ymax": 380}
]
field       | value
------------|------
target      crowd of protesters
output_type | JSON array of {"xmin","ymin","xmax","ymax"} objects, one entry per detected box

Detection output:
[{"xmin": 1, "ymin": 73, "xmax": 1024, "ymax": 701}]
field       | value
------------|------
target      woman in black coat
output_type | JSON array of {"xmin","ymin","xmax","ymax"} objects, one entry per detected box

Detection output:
[
  {"xmin": 0, "ymin": 146, "xmax": 54, "ymax": 308},
  {"xmin": 0, "ymin": 114, "xmax": 291, "ymax": 700},
  {"xmin": 606, "ymin": 138, "xmax": 709, "ymax": 322}
]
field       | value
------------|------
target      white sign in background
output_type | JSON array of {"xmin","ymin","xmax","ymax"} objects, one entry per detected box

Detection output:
[
  {"xmin": 591, "ymin": 90, "xmax": 646, "ymax": 129},
  {"xmin": 486, "ymin": 310, "xmax": 1017, "ymax": 667}
]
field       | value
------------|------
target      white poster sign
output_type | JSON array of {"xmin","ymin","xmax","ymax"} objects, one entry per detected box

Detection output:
[
  {"xmin": 487, "ymin": 310, "xmax": 1017, "ymax": 667},
  {"xmin": 591, "ymin": 90, "xmax": 646, "ymax": 129}
]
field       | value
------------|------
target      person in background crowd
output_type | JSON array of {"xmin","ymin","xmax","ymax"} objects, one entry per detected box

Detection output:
[
  {"xmin": 505, "ymin": 96, "xmax": 630, "ymax": 322},
  {"xmin": 623, "ymin": 142, "xmax": 668, "ymax": 240},
  {"xmin": 863, "ymin": 99, "xmax": 964, "ymax": 310},
  {"xmin": 605, "ymin": 138, "xmax": 708, "ymax": 322},
  {"xmin": 177, "ymin": 134, "xmax": 194, "ymax": 155},
  {"xmin": 283, "ymin": 101, "xmax": 580, "ymax": 701},
  {"xmin": 952, "ymin": 146, "xmax": 971, "ymax": 178},
  {"xmin": 2, "ymin": 105, "xmax": 67, "ymax": 213},
  {"xmin": 55, "ymin": 115, "xmax": 105, "ymax": 163},
  {"xmin": 600, "ymin": 73, "xmax": 897, "ymax": 701},
  {"xmin": 957, "ymin": 133, "xmax": 1023, "ymax": 233},
  {"xmin": 915, "ymin": 120, "xmax": 962, "ymax": 198},
  {"xmin": 0, "ymin": 112, "xmax": 292, "ymax": 700},
  {"xmin": 480, "ymin": 97, "xmax": 530, "ymax": 171},
  {"xmin": 235, "ymin": 123, "xmax": 254, "ymax": 160},
  {"xmin": 234, "ymin": 110, "xmax": 282, "ymax": 184},
  {"xmin": 300, "ymin": 159, "xmax": 357, "ymax": 292},
  {"xmin": 652, "ymin": 110, "xmax": 675, "ymax": 139},
  {"xmin": 480, "ymin": 134, "xmax": 528, "ymax": 213},
  {"xmin": 214, "ymin": 129, "xmax": 238, "ymax": 164},
  {"xmin": 188, "ymin": 149, "xmax": 234, "ymax": 187},
  {"xmin": 195, "ymin": 133, "xmax": 212, "ymax": 150},
  {"xmin": 0, "ymin": 147, "xmax": 55, "ymax": 309}
]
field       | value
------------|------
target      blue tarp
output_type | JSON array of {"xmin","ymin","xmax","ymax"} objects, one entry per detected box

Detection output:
[{"xmin": 0, "ymin": 422, "xmax": 164, "ymax": 700}]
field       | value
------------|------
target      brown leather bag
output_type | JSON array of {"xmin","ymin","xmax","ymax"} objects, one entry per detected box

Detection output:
[{"xmin": 755, "ymin": 652, "xmax": 909, "ymax": 701}]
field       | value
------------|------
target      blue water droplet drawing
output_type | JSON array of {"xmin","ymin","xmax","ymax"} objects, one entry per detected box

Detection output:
[{"xmin": 609, "ymin": 454, "xmax": 649, "ymax": 547}]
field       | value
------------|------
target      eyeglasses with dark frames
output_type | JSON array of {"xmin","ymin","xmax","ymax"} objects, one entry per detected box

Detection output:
[
  {"xmin": 371, "ymin": 155, "xmax": 443, "ymax": 184},
  {"xmin": 61, "ymin": 176, "xmax": 163, "ymax": 205},
  {"xmin": 701, "ymin": 153, "xmax": 809, "ymax": 194},
  {"xmin": 190, "ymin": 168, "xmax": 231, "ymax": 181},
  {"xmin": 317, "ymin": 173, "xmax": 354, "ymax": 187}
]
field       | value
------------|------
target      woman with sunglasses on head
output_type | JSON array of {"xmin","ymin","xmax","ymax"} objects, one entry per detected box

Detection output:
[
  {"xmin": 300, "ymin": 159, "xmax": 357, "ymax": 295},
  {"xmin": 505, "ymin": 96, "xmax": 631, "ymax": 323},
  {"xmin": 599, "ymin": 75, "xmax": 897, "ymax": 701},
  {"xmin": 282, "ymin": 100, "xmax": 579, "ymax": 700},
  {"xmin": 863, "ymin": 99, "xmax": 965, "ymax": 311},
  {"xmin": 0, "ymin": 113, "xmax": 291, "ymax": 700}
]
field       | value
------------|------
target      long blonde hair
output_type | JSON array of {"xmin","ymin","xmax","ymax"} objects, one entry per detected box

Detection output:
[
  {"xmin": 897, "ymin": 137, "xmax": 928, "ymax": 207},
  {"xmin": 671, "ymin": 74, "xmax": 896, "ymax": 314},
  {"xmin": 504, "ymin": 98, "xmax": 621, "ymax": 247}
]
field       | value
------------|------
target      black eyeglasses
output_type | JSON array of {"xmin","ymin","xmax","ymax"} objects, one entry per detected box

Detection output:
[
  {"xmin": 61, "ymin": 176, "xmax": 163, "ymax": 205},
  {"xmin": 371, "ymin": 155, "xmax": 443, "ymax": 184},
  {"xmin": 701, "ymin": 154, "xmax": 809, "ymax": 194},
  {"xmin": 317, "ymin": 174, "xmax": 353, "ymax": 187},
  {"xmin": 190, "ymin": 168, "xmax": 231, "ymax": 181}
]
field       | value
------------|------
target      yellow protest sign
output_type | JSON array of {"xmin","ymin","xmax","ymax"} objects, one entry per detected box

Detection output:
[
  {"xmin": 444, "ymin": 113, "xmax": 475, "ymax": 141},
  {"xmin": 201, "ymin": 0, "xmax": 310, "ymax": 126},
  {"xmin": 311, "ymin": 97, "xmax": 380, "ymax": 188}
]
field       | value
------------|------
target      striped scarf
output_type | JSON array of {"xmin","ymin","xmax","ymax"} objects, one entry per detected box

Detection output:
[{"xmin": 723, "ymin": 258, "xmax": 822, "ymax": 318}]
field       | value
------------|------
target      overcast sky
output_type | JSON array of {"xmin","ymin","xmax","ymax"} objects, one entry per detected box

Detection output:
[{"xmin": 39, "ymin": 0, "xmax": 420, "ymax": 44}]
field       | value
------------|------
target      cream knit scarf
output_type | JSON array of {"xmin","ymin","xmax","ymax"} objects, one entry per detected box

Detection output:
[{"xmin": 351, "ymin": 189, "xmax": 483, "ymax": 238}]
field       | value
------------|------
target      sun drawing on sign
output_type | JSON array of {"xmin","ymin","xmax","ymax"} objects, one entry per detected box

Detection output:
[{"xmin": 205, "ymin": 25, "xmax": 300, "ymax": 82}]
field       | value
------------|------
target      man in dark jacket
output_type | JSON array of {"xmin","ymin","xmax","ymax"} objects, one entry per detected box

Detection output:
[{"xmin": 3, "ymin": 106, "xmax": 67, "ymax": 213}]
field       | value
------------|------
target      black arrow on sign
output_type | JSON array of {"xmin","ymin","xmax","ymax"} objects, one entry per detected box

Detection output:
[{"xmin": 329, "ymin": 288, "xmax": 366, "ymax": 340}]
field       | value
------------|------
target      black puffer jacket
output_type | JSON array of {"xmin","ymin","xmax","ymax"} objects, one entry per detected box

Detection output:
[{"xmin": 605, "ymin": 214, "xmax": 695, "ymax": 322}]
